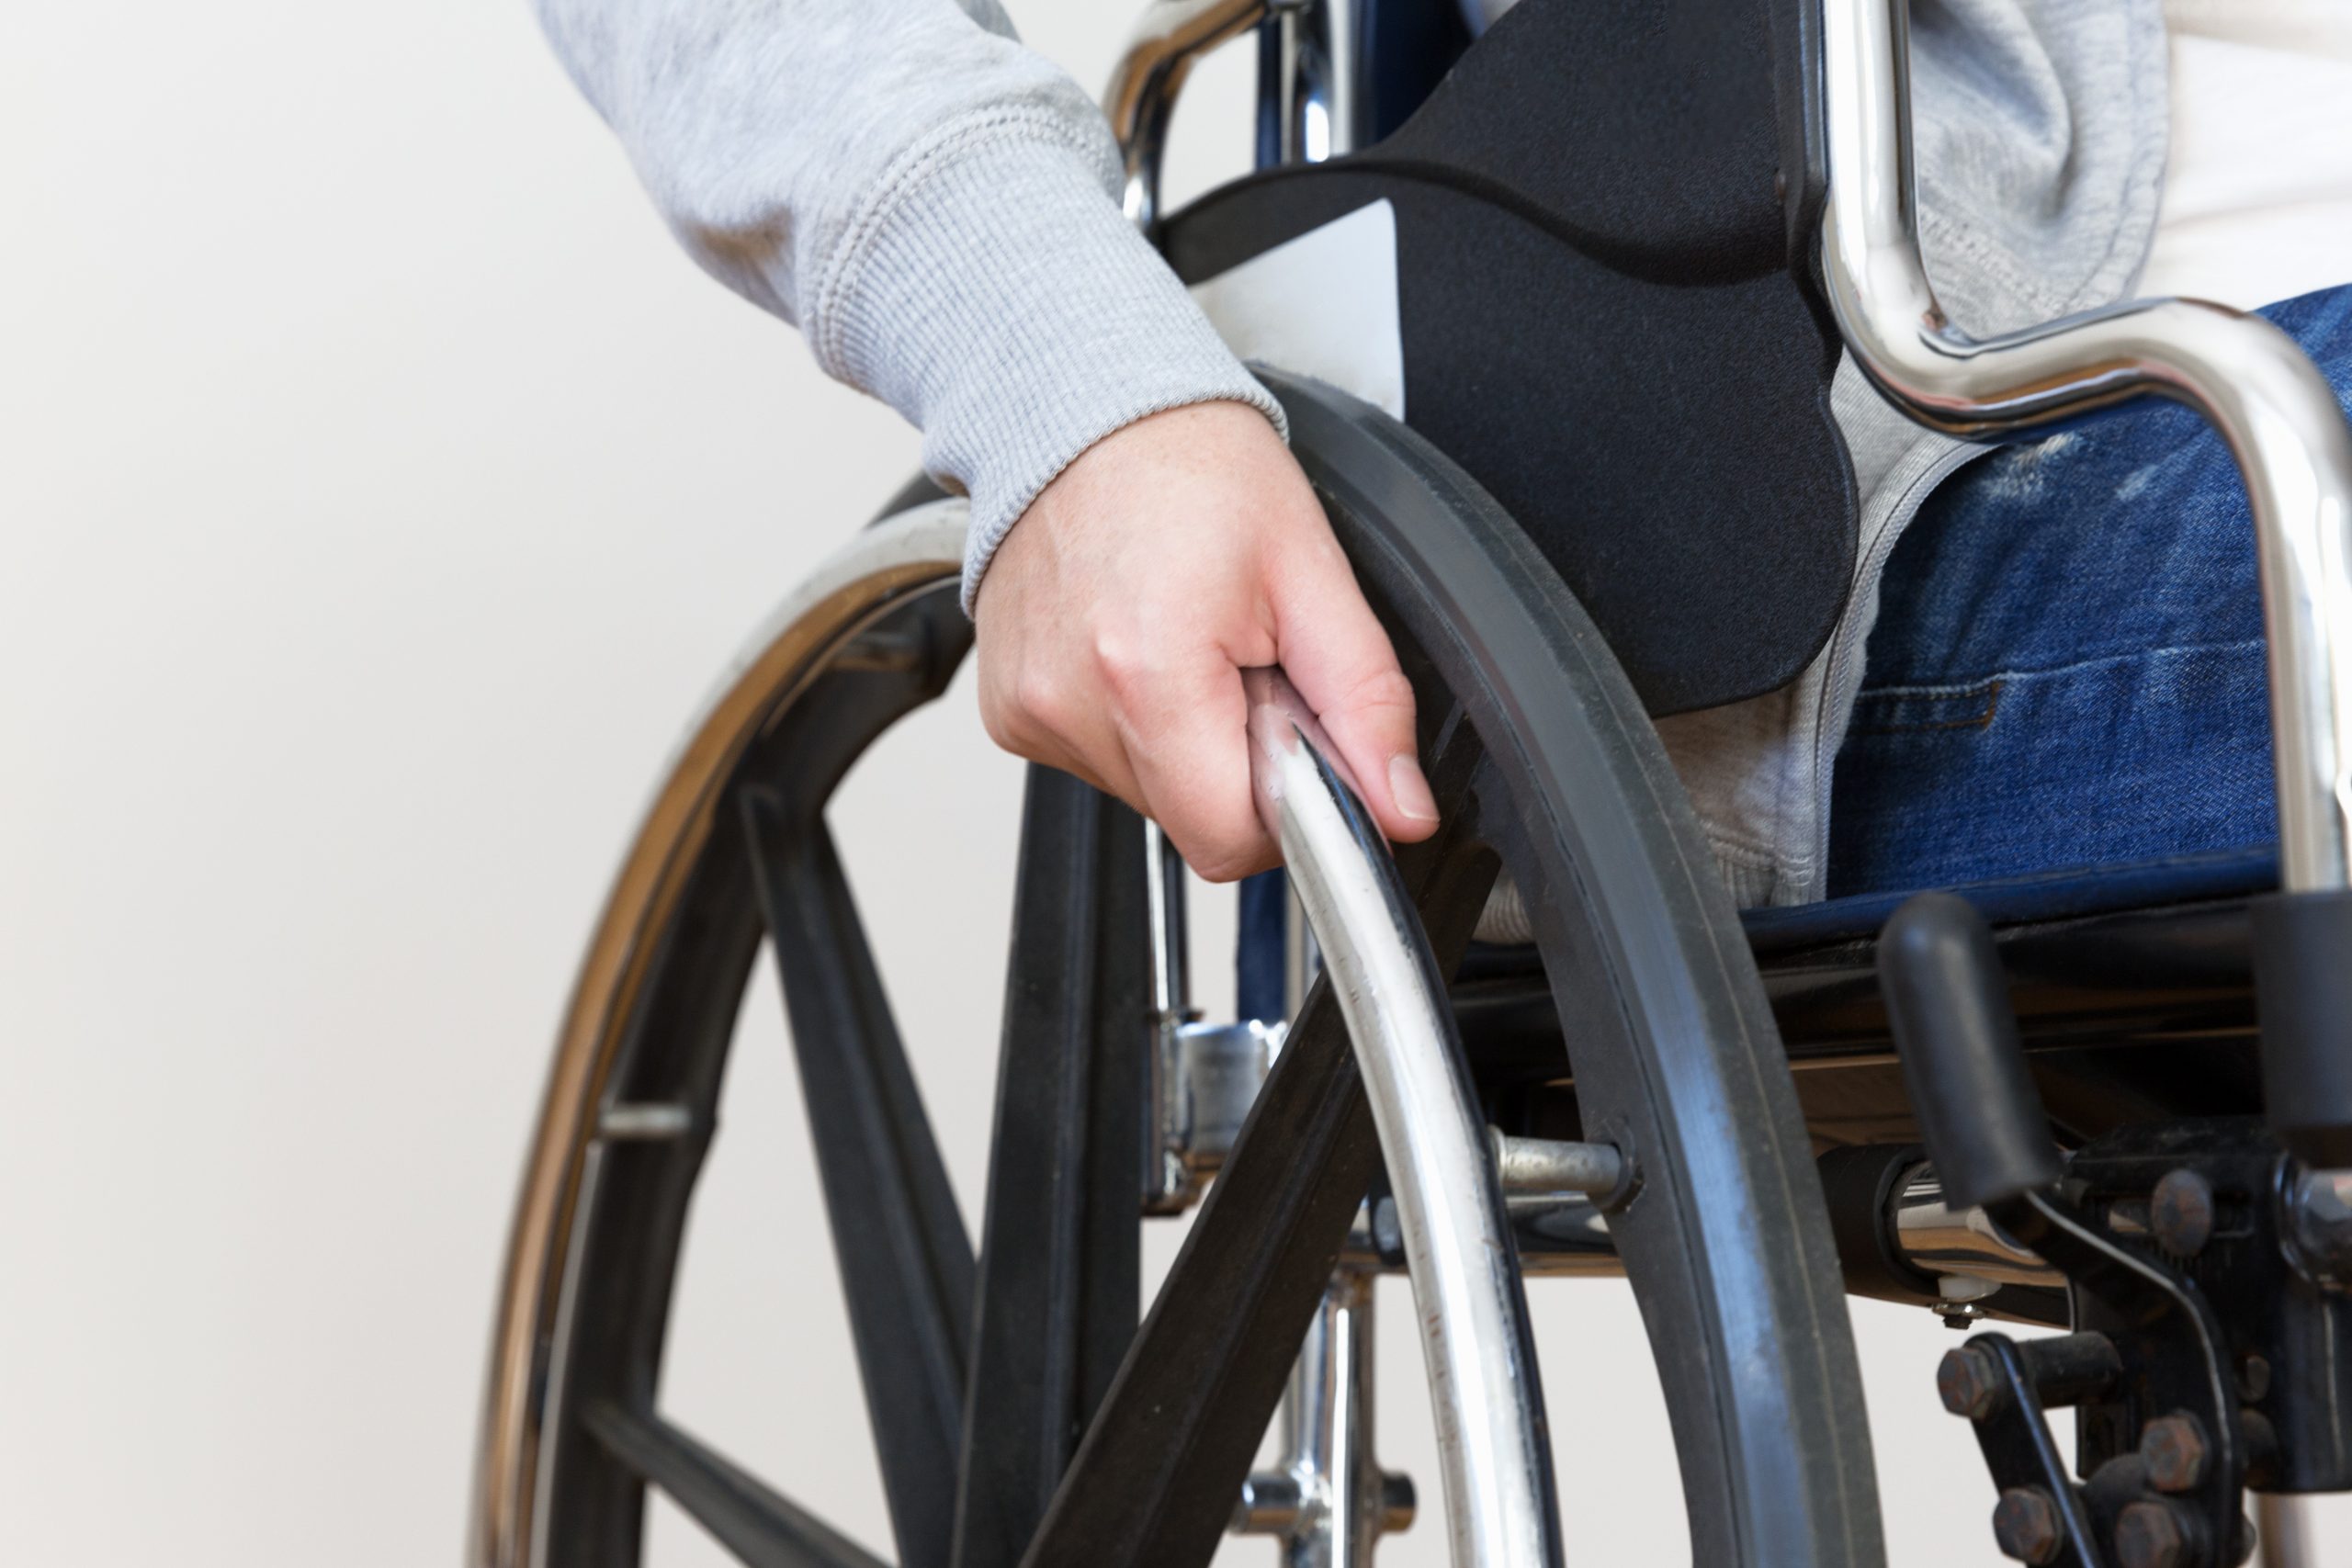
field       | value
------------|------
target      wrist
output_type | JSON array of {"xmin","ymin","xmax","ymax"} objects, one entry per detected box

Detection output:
[{"xmin": 808, "ymin": 118, "xmax": 1284, "ymax": 613}]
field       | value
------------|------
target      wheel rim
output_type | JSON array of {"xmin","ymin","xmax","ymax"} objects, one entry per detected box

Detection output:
[{"xmin": 472, "ymin": 502, "xmax": 972, "ymax": 1568}]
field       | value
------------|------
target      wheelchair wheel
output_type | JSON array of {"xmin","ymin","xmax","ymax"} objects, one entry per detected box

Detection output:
[{"xmin": 472, "ymin": 372, "xmax": 1883, "ymax": 1567}]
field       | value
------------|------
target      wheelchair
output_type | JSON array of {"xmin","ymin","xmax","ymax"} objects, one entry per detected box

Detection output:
[{"xmin": 471, "ymin": 0, "xmax": 2352, "ymax": 1563}]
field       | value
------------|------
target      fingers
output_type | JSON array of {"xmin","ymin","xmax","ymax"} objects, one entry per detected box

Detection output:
[
  {"xmin": 976, "ymin": 645, "xmax": 1142, "ymax": 807},
  {"xmin": 967, "ymin": 396, "xmax": 1427, "ymax": 872},
  {"xmin": 978, "ymin": 626, "xmax": 1275, "ymax": 878},
  {"xmin": 978, "ymin": 547, "xmax": 1430, "ymax": 864},
  {"xmin": 1269, "ymin": 538, "xmax": 1438, "ymax": 844},
  {"xmin": 1101, "ymin": 643, "xmax": 1277, "ymax": 882}
]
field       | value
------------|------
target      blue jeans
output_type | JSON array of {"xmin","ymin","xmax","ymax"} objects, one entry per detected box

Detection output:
[{"xmin": 1825, "ymin": 284, "xmax": 2352, "ymax": 899}]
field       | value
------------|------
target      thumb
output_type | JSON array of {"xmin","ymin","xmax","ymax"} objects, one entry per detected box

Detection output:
[{"xmin": 1270, "ymin": 544, "xmax": 1439, "ymax": 844}]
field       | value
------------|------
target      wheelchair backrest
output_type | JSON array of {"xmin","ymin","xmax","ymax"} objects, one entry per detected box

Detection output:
[{"xmin": 1163, "ymin": 0, "xmax": 1852, "ymax": 716}]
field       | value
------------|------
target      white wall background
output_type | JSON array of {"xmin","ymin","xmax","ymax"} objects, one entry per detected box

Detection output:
[{"xmin": 0, "ymin": 3, "xmax": 2335, "ymax": 1564}]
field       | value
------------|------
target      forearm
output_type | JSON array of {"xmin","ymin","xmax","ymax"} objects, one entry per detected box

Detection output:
[{"xmin": 536, "ymin": 0, "xmax": 1282, "ymax": 604}]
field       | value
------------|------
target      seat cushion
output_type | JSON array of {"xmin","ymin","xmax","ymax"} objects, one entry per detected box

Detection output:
[{"xmin": 1741, "ymin": 846, "xmax": 2279, "ymax": 957}]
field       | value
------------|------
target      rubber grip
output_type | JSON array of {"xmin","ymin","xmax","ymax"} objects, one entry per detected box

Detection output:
[{"xmin": 1875, "ymin": 893, "xmax": 2061, "ymax": 1211}]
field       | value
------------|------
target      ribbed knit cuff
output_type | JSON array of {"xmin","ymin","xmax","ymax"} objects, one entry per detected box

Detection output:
[{"xmin": 808, "ymin": 110, "xmax": 1287, "ymax": 613}]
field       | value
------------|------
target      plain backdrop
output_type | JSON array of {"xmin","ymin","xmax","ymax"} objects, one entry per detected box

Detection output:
[{"xmin": 1, "ymin": 2, "xmax": 2338, "ymax": 1564}]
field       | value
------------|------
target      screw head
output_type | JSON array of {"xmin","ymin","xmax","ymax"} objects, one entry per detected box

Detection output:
[
  {"xmin": 2139, "ymin": 1412, "xmax": 2210, "ymax": 1493},
  {"xmin": 2152, "ymin": 1168, "xmax": 2217, "ymax": 1256},
  {"xmin": 1991, "ymin": 1487, "xmax": 2063, "ymax": 1564},
  {"xmin": 1938, "ymin": 1345, "xmax": 2002, "ymax": 1420},
  {"xmin": 2115, "ymin": 1500, "xmax": 2188, "ymax": 1568}
]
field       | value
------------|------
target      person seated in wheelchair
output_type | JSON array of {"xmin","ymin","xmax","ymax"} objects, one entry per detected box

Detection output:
[
  {"xmin": 535, "ymin": 0, "xmax": 2352, "ymax": 914},
  {"xmin": 495, "ymin": 9, "xmax": 2352, "ymax": 1562}
]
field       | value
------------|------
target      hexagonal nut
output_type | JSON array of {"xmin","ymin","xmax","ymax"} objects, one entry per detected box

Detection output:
[
  {"xmin": 2115, "ymin": 1500, "xmax": 2188, "ymax": 1568},
  {"xmin": 2139, "ymin": 1412, "xmax": 2210, "ymax": 1493},
  {"xmin": 1991, "ymin": 1487, "xmax": 2063, "ymax": 1565},
  {"xmin": 1937, "ymin": 1345, "xmax": 2002, "ymax": 1420},
  {"xmin": 2151, "ymin": 1168, "xmax": 2217, "ymax": 1256}
]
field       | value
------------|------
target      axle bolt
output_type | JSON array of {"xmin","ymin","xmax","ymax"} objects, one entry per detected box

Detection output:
[
  {"xmin": 2115, "ymin": 1500, "xmax": 2188, "ymax": 1568},
  {"xmin": 1938, "ymin": 1345, "xmax": 2003, "ymax": 1420},
  {"xmin": 2151, "ymin": 1168, "xmax": 2216, "ymax": 1256},
  {"xmin": 2139, "ymin": 1412, "xmax": 2209, "ymax": 1493},
  {"xmin": 1991, "ymin": 1487, "xmax": 2063, "ymax": 1564}
]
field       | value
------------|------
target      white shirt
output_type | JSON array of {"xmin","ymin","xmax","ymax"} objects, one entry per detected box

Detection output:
[{"xmin": 2139, "ymin": 0, "xmax": 2352, "ymax": 310}]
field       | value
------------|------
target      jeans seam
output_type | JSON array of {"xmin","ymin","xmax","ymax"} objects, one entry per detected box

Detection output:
[
  {"xmin": 1857, "ymin": 636, "xmax": 2268, "ymax": 703},
  {"xmin": 1849, "ymin": 679, "xmax": 2003, "ymax": 737}
]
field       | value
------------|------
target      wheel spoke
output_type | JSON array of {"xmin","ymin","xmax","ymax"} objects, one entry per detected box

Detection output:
[
  {"xmin": 949, "ymin": 768, "xmax": 1150, "ymax": 1568},
  {"xmin": 582, "ymin": 1401, "xmax": 889, "ymax": 1568},
  {"xmin": 741, "ymin": 787, "xmax": 974, "ymax": 1568},
  {"xmin": 1018, "ymin": 723, "xmax": 1494, "ymax": 1568}
]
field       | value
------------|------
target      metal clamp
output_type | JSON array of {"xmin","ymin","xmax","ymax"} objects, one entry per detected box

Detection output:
[
  {"xmin": 1234, "ymin": 1268, "xmax": 1418, "ymax": 1565},
  {"xmin": 1146, "ymin": 1016, "xmax": 1283, "ymax": 1213},
  {"xmin": 1243, "ymin": 665, "xmax": 1553, "ymax": 1568}
]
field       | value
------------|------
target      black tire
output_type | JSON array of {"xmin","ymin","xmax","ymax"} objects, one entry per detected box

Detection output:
[{"xmin": 1272, "ymin": 370, "xmax": 1883, "ymax": 1565}]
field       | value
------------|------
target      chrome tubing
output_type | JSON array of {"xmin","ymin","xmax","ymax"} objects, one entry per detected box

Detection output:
[
  {"xmin": 1147, "ymin": 819, "xmax": 1192, "ymax": 1025},
  {"xmin": 1244, "ymin": 666, "xmax": 1554, "ymax": 1568},
  {"xmin": 1236, "ymin": 1269, "xmax": 1417, "ymax": 1565},
  {"xmin": 1143, "ymin": 818, "xmax": 1204, "ymax": 1212},
  {"xmin": 1106, "ymin": 0, "xmax": 1272, "ymax": 229},
  {"xmin": 1108, "ymin": 0, "xmax": 1361, "ymax": 228},
  {"xmin": 1268, "ymin": 0, "xmax": 1358, "ymax": 164},
  {"xmin": 469, "ymin": 504, "xmax": 972, "ymax": 1568},
  {"xmin": 2257, "ymin": 1495, "xmax": 2317, "ymax": 1568},
  {"xmin": 1490, "ymin": 1131, "xmax": 1625, "ymax": 1202},
  {"xmin": 1888, "ymin": 1163, "xmax": 2060, "ymax": 1293},
  {"xmin": 1822, "ymin": 0, "xmax": 2352, "ymax": 892}
]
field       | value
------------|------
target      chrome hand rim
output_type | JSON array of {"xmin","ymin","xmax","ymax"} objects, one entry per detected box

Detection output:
[{"xmin": 1245, "ymin": 666, "xmax": 1554, "ymax": 1568}]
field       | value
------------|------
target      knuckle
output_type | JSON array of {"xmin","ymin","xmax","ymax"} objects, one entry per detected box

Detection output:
[
  {"xmin": 1091, "ymin": 633, "xmax": 1161, "ymax": 707},
  {"xmin": 978, "ymin": 696, "xmax": 1023, "ymax": 755},
  {"xmin": 1181, "ymin": 825, "xmax": 1269, "ymax": 885},
  {"xmin": 976, "ymin": 677, "xmax": 1014, "ymax": 742},
  {"xmin": 1011, "ymin": 670, "xmax": 1077, "ymax": 737},
  {"xmin": 978, "ymin": 671, "xmax": 1032, "ymax": 746},
  {"xmin": 1334, "ymin": 664, "xmax": 1418, "ymax": 726},
  {"xmin": 1210, "ymin": 850, "xmax": 1276, "ymax": 884},
  {"xmin": 1190, "ymin": 848, "xmax": 1252, "ymax": 884}
]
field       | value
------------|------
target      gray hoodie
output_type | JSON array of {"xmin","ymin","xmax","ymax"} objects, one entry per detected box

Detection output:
[{"xmin": 537, "ymin": 0, "xmax": 2170, "ymax": 906}]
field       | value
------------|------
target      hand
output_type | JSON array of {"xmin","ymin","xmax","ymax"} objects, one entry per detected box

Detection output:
[{"xmin": 972, "ymin": 400, "xmax": 1439, "ymax": 881}]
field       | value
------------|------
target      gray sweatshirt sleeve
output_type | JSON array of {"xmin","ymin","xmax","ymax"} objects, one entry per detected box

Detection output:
[{"xmin": 535, "ymin": 0, "xmax": 1285, "ymax": 607}]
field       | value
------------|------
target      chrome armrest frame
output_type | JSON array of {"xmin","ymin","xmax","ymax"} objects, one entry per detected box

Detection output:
[
  {"xmin": 1107, "ymin": 0, "xmax": 1358, "ymax": 230},
  {"xmin": 1823, "ymin": 0, "xmax": 2352, "ymax": 892},
  {"xmin": 1107, "ymin": 0, "xmax": 1272, "ymax": 229}
]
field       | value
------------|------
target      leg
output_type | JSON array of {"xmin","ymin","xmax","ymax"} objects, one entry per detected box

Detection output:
[{"xmin": 1830, "ymin": 284, "xmax": 2352, "ymax": 898}]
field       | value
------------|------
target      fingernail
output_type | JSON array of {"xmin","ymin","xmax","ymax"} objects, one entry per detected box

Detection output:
[{"xmin": 1388, "ymin": 753, "xmax": 1439, "ymax": 824}]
